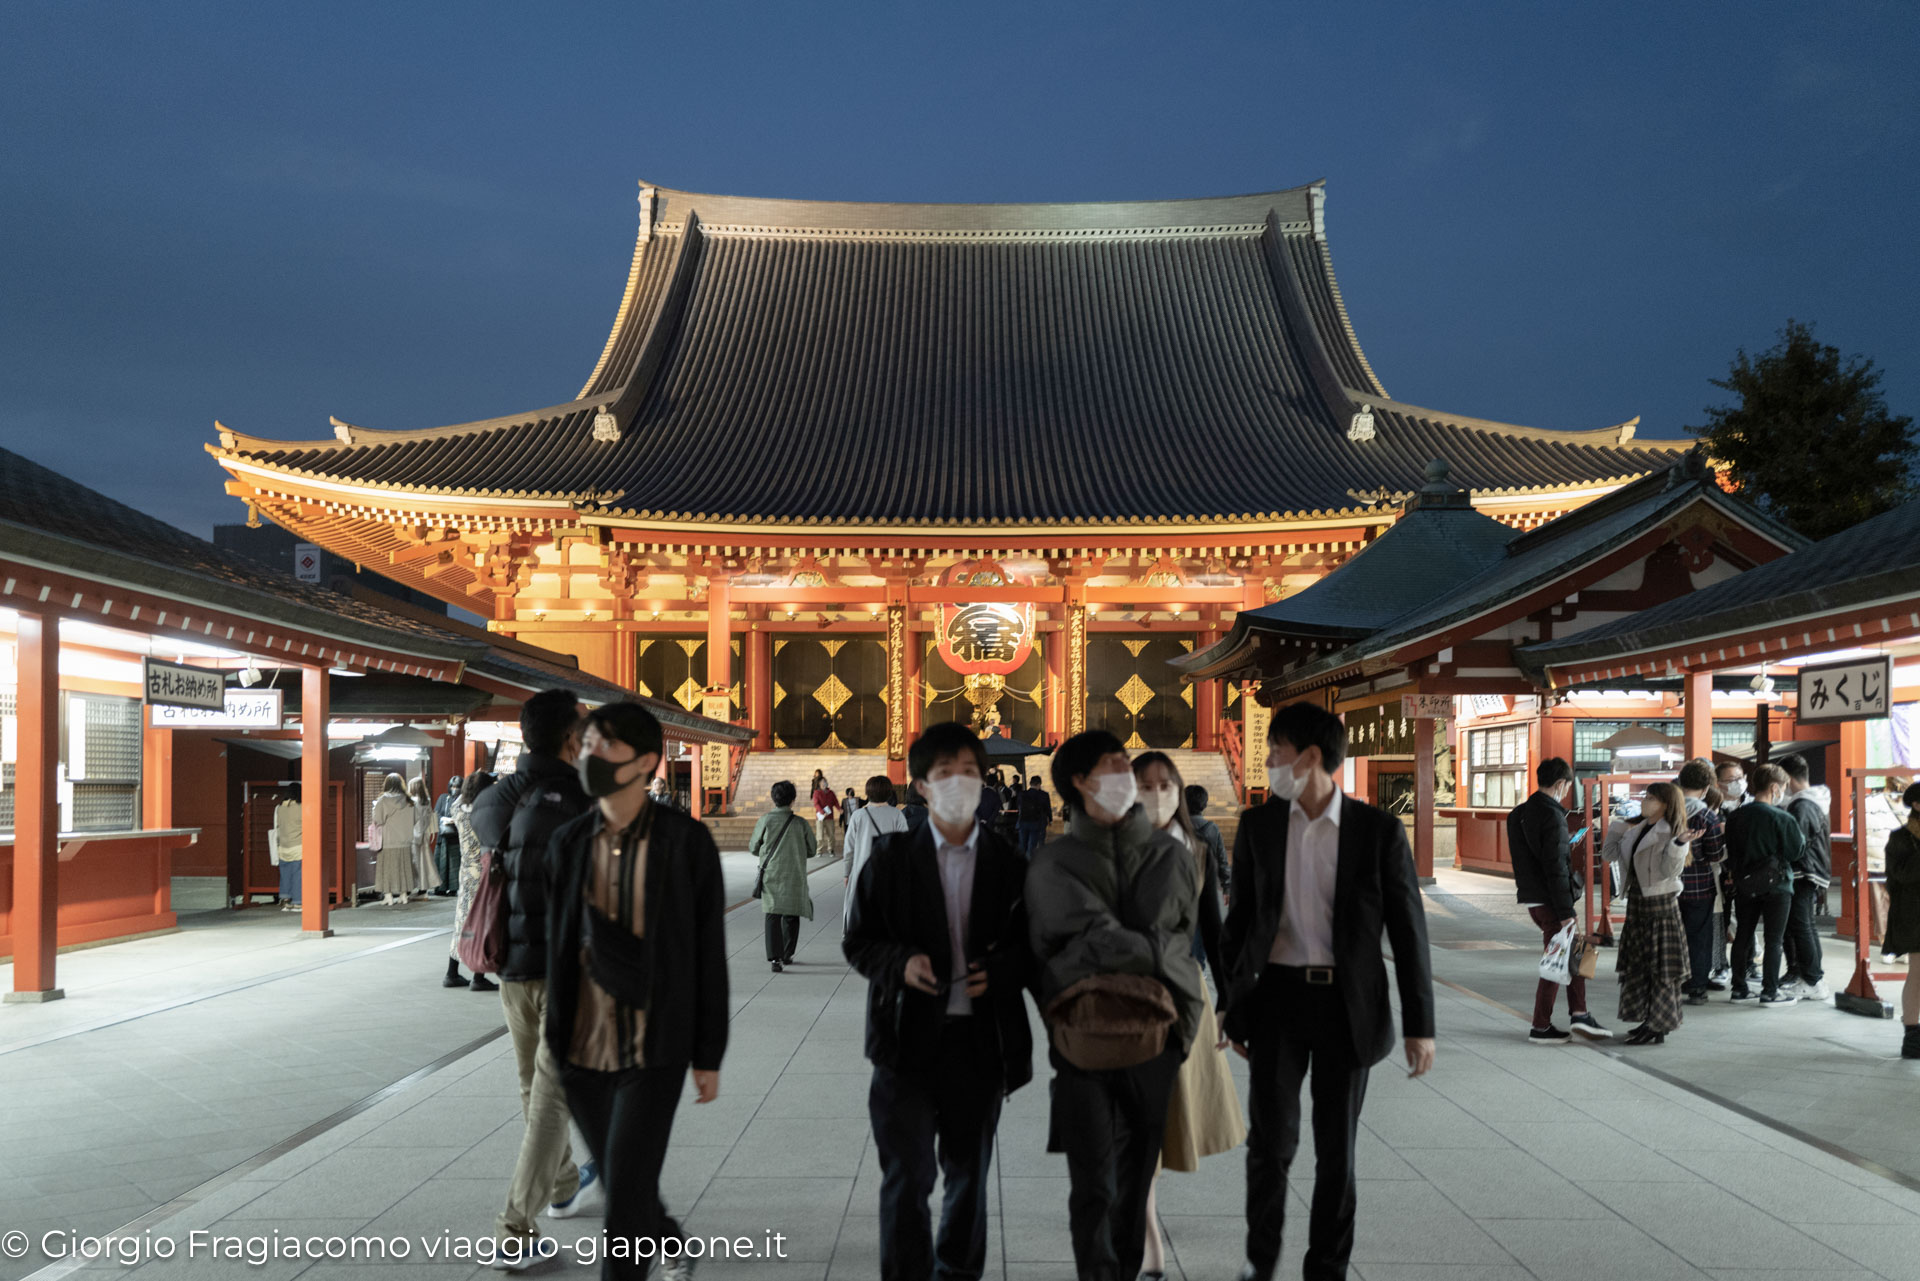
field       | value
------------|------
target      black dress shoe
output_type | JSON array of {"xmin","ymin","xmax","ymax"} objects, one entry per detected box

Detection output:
[{"xmin": 470, "ymin": 974, "xmax": 498, "ymax": 992}]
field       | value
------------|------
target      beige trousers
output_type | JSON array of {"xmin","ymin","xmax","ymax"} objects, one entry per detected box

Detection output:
[
  {"xmin": 497, "ymin": 979, "xmax": 582, "ymax": 1239},
  {"xmin": 814, "ymin": 813, "xmax": 837, "ymax": 857}
]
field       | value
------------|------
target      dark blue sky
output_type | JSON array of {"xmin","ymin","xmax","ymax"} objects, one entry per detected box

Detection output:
[{"xmin": 4, "ymin": 2, "xmax": 1915, "ymax": 536}]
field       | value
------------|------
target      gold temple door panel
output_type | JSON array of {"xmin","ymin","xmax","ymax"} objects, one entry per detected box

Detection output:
[
  {"xmin": 633, "ymin": 636, "xmax": 744, "ymax": 720},
  {"xmin": 771, "ymin": 637, "xmax": 888, "ymax": 749},
  {"xmin": 1085, "ymin": 635, "xmax": 1198, "ymax": 750}
]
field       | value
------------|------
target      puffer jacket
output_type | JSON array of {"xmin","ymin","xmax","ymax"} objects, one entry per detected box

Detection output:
[
  {"xmin": 1621, "ymin": 818, "xmax": 1692, "ymax": 897},
  {"xmin": 472, "ymin": 752, "xmax": 593, "ymax": 982},
  {"xmin": 1025, "ymin": 804, "xmax": 1203, "ymax": 1056}
]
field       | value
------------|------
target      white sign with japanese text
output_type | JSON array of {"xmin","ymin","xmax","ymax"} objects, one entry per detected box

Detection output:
[
  {"xmin": 294, "ymin": 542, "xmax": 324, "ymax": 583},
  {"xmin": 1401, "ymin": 693, "xmax": 1453, "ymax": 720},
  {"xmin": 150, "ymin": 689, "xmax": 284, "ymax": 729},
  {"xmin": 143, "ymin": 657, "xmax": 226, "ymax": 710},
  {"xmin": 1797, "ymin": 656, "xmax": 1892, "ymax": 724}
]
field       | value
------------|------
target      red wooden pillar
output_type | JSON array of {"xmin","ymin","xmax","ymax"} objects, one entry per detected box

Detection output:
[
  {"xmin": 1194, "ymin": 606, "xmax": 1221, "ymax": 752},
  {"xmin": 748, "ymin": 622, "xmax": 772, "ymax": 751},
  {"xmin": 1682, "ymin": 670, "xmax": 1713, "ymax": 762},
  {"xmin": 142, "ymin": 723, "xmax": 175, "ymax": 830},
  {"xmin": 8, "ymin": 611, "xmax": 63, "ymax": 1002},
  {"xmin": 300, "ymin": 665, "xmax": 332, "ymax": 938},
  {"xmin": 1413, "ymin": 713, "xmax": 1436, "ymax": 882}
]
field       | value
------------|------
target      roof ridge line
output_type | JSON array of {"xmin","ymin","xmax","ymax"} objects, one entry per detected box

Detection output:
[
  {"xmin": 212, "ymin": 394, "xmax": 603, "ymax": 455},
  {"xmin": 1365, "ymin": 395, "xmax": 1660, "ymax": 446},
  {"xmin": 636, "ymin": 178, "xmax": 1324, "ymax": 215}
]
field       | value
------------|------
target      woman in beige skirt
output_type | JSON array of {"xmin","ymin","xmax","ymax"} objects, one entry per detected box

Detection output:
[
  {"xmin": 1133, "ymin": 751, "xmax": 1248, "ymax": 1279},
  {"xmin": 406, "ymin": 775, "xmax": 441, "ymax": 900},
  {"xmin": 370, "ymin": 773, "xmax": 418, "ymax": 905}
]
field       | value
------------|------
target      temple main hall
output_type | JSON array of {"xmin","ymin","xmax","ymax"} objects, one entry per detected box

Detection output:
[{"xmin": 210, "ymin": 180, "xmax": 1680, "ymax": 798}]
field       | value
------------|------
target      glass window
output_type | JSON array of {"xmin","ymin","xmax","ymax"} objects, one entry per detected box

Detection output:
[
  {"xmin": 1466, "ymin": 725, "xmax": 1529, "ymax": 809},
  {"xmin": 62, "ymin": 692, "xmax": 141, "ymax": 832}
]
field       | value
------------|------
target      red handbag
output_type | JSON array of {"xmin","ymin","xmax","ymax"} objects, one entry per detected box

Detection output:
[{"xmin": 457, "ymin": 850, "xmax": 510, "ymax": 974}]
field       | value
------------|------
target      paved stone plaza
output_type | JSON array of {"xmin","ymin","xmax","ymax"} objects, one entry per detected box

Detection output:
[{"xmin": 5, "ymin": 855, "xmax": 1919, "ymax": 1281}]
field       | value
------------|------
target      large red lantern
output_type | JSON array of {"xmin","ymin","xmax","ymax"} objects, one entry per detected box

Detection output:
[{"xmin": 934, "ymin": 560, "xmax": 1035, "ymax": 676}]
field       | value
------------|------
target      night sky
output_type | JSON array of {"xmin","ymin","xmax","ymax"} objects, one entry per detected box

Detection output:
[{"xmin": 4, "ymin": 2, "xmax": 1915, "ymax": 537}]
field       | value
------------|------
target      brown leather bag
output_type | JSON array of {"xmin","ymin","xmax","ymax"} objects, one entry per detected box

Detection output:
[
  {"xmin": 1044, "ymin": 973, "xmax": 1177, "ymax": 1071},
  {"xmin": 456, "ymin": 850, "xmax": 509, "ymax": 975}
]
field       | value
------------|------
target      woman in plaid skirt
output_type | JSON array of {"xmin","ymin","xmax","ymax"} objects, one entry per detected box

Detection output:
[{"xmin": 1615, "ymin": 781, "xmax": 1706, "ymax": 1046}]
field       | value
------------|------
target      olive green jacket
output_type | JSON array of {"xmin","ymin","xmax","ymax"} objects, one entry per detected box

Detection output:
[{"xmin": 752, "ymin": 807, "xmax": 816, "ymax": 919}]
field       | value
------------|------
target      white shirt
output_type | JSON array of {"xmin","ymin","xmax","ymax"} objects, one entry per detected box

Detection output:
[
  {"xmin": 1269, "ymin": 789, "xmax": 1342, "ymax": 967},
  {"xmin": 935, "ymin": 821, "xmax": 980, "ymax": 1016}
]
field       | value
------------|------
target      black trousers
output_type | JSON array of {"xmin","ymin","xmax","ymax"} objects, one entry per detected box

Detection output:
[
  {"xmin": 1785, "ymin": 879, "xmax": 1826, "ymax": 984},
  {"xmin": 869, "ymin": 1018, "xmax": 1003, "ymax": 1281},
  {"xmin": 1732, "ymin": 889, "xmax": 1793, "ymax": 997},
  {"xmin": 764, "ymin": 913, "xmax": 799, "ymax": 962},
  {"xmin": 561, "ymin": 1062, "xmax": 687, "ymax": 1281},
  {"xmin": 1245, "ymin": 965, "xmax": 1371, "ymax": 1281},
  {"xmin": 1679, "ymin": 897, "xmax": 1718, "ymax": 996},
  {"xmin": 1049, "ymin": 1037, "xmax": 1182, "ymax": 1281}
]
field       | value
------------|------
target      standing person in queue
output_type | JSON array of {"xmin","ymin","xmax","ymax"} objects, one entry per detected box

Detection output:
[
  {"xmin": 445, "ymin": 769, "xmax": 498, "ymax": 991},
  {"xmin": 545, "ymin": 701, "xmax": 729, "ymax": 1281},
  {"xmin": 811, "ymin": 775, "xmax": 841, "ymax": 858},
  {"xmin": 1776, "ymin": 753, "xmax": 1834, "ymax": 1002},
  {"xmin": 1133, "ymin": 752, "xmax": 1244, "ymax": 1281},
  {"xmin": 1507, "ymin": 758, "xmax": 1610, "ymax": 1044},
  {"xmin": 1221, "ymin": 702, "xmax": 1435, "ymax": 1281},
  {"xmin": 751, "ymin": 782, "xmax": 816, "ymax": 972},
  {"xmin": 1675, "ymin": 761, "xmax": 1728, "ymax": 1006},
  {"xmin": 371, "ymin": 774, "xmax": 418, "ymax": 906},
  {"xmin": 474, "ymin": 690, "xmax": 599, "ymax": 1264},
  {"xmin": 1185, "ymin": 785, "xmax": 1231, "ymax": 905},
  {"xmin": 1712, "ymin": 760, "xmax": 1749, "ymax": 987},
  {"xmin": 843, "ymin": 722, "xmax": 1033, "ymax": 1281},
  {"xmin": 1028, "ymin": 730, "xmax": 1201, "ymax": 1281},
  {"xmin": 435, "ymin": 773, "xmax": 464, "ymax": 897},
  {"xmin": 1725, "ymin": 763, "xmax": 1805, "ymax": 1007},
  {"xmin": 1611, "ymin": 782, "xmax": 1704, "ymax": 1045}
]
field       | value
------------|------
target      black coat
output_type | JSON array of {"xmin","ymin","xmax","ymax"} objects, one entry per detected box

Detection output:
[
  {"xmin": 842, "ymin": 821, "xmax": 1035, "ymax": 1096},
  {"xmin": 471, "ymin": 752, "xmax": 592, "ymax": 982},
  {"xmin": 1219, "ymin": 793, "xmax": 1435, "ymax": 1067},
  {"xmin": 544, "ymin": 803, "xmax": 730, "ymax": 1072},
  {"xmin": 1507, "ymin": 791, "xmax": 1577, "ymax": 919}
]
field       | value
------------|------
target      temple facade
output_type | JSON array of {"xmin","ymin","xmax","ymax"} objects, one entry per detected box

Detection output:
[{"xmin": 211, "ymin": 180, "xmax": 1681, "ymax": 795}]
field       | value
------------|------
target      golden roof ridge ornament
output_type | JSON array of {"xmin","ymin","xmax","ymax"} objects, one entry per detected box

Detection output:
[{"xmin": 591, "ymin": 404, "xmax": 621, "ymax": 443}]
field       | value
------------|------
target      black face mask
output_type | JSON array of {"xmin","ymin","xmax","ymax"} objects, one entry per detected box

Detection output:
[{"xmin": 579, "ymin": 753, "xmax": 639, "ymax": 798}]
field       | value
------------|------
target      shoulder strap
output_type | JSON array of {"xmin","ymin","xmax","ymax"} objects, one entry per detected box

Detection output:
[{"xmin": 761, "ymin": 812, "xmax": 799, "ymax": 868}]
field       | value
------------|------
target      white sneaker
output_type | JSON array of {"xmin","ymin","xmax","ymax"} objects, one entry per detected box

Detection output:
[
  {"xmin": 546, "ymin": 1161, "xmax": 601, "ymax": 1219},
  {"xmin": 490, "ymin": 1236, "xmax": 556, "ymax": 1272},
  {"xmin": 1801, "ymin": 980, "xmax": 1833, "ymax": 1002},
  {"xmin": 660, "ymin": 1257, "xmax": 697, "ymax": 1281}
]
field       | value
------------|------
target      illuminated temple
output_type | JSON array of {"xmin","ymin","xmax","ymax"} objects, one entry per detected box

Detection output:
[{"xmin": 210, "ymin": 180, "xmax": 1681, "ymax": 796}]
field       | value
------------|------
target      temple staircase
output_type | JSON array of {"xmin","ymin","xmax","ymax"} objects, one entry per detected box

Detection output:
[{"xmin": 708, "ymin": 748, "xmax": 890, "ymax": 851}]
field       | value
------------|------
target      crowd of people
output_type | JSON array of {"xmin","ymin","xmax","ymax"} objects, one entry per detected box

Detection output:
[
  {"xmin": 393, "ymin": 689, "xmax": 1437, "ymax": 1281},
  {"xmin": 1509, "ymin": 750, "xmax": 1920, "ymax": 1057}
]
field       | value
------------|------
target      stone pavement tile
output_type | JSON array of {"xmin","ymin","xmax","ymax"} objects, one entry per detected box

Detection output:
[
  {"xmin": 998, "ymin": 1175, "xmax": 1073, "ymax": 1221},
  {"xmin": 660, "ymin": 1144, "xmax": 731, "ymax": 1210},
  {"xmin": 686, "ymin": 1176, "xmax": 856, "ymax": 1261},
  {"xmin": 1480, "ymin": 1218, "xmax": 1710, "ymax": 1280},
  {"xmin": 222, "ymin": 1146, "xmax": 466, "ymax": 1221},
  {"xmin": 1153, "ymin": 1153, "xmax": 1270, "ymax": 1217},
  {"xmin": 757, "ymin": 1072, "xmax": 874, "ymax": 1119},
  {"xmin": 436, "ymin": 1116, "xmax": 526, "ymax": 1179},
  {"xmin": 355, "ymin": 1175, "xmax": 504, "ymax": 1244},
  {"xmin": 1358, "ymin": 1096, "xmax": 1512, "ymax": 1149},
  {"xmin": 1798, "ymin": 1221, "xmax": 1920, "ymax": 1279},
  {"xmin": 352, "ymin": 1094, "xmax": 523, "ymax": 1148},
  {"xmin": 999, "ymin": 1210, "xmax": 1077, "ymax": 1264},
  {"xmin": 1348, "ymin": 1180, "xmax": 1518, "ymax": 1266},
  {"xmin": 1571, "ymin": 1099, "xmax": 1771, "ymax": 1154},
  {"xmin": 1665, "ymin": 1148, "xmax": 1920, "ymax": 1225},
  {"xmin": 1483, "ymin": 1120, "xmax": 1694, "ymax": 1181},
  {"xmin": 1398, "ymin": 1146, "xmax": 1614, "ymax": 1219},
  {"xmin": 1573, "ymin": 1180, "xmax": 1857, "ymax": 1272},
  {"xmin": 715, "ymin": 1117, "xmax": 868, "ymax": 1180},
  {"xmin": 1159, "ymin": 1213, "xmax": 1249, "ymax": 1276},
  {"xmin": 667, "ymin": 1093, "xmax": 765, "ymax": 1148},
  {"xmin": 1699, "ymin": 1273, "xmax": 1881, "ymax": 1281},
  {"xmin": 1358, "ymin": 1267, "xmax": 1535, "ymax": 1281},
  {"xmin": 296, "ymin": 1266, "xmax": 484, "ymax": 1281}
]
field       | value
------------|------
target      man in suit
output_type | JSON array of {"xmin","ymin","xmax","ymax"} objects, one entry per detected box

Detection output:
[
  {"xmin": 843, "ymin": 722, "xmax": 1034, "ymax": 1281},
  {"xmin": 1222, "ymin": 702, "xmax": 1435, "ymax": 1281}
]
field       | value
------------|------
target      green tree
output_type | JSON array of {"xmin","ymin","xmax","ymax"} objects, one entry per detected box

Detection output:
[{"xmin": 1687, "ymin": 320, "xmax": 1914, "ymax": 540}]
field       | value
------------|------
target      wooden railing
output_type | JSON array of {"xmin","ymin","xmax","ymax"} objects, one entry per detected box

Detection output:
[{"xmin": 726, "ymin": 729, "xmax": 752, "ymax": 813}]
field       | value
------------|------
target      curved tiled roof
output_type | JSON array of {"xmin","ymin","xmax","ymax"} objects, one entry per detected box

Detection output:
[{"xmin": 215, "ymin": 182, "xmax": 1682, "ymax": 528}]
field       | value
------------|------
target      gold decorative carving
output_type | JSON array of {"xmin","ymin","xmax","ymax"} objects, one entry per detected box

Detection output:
[
  {"xmin": 886, "ymin": 604, "xmax": 907, "ymax": 759},
  {"xmin": 1124, "ymin": 731, "xmax": 1148, "ymax": 750},
  {"xmin": 822, "ymin": 730, "xmax": 847, "ymax": 750},
  {"xmin": 814, "ymin": 673, "xmax": 852, "ymax": 718},
  {"xmin": 773, "ymin": 682, "xmax": 787, "ymax": 707},
  {"xmin": 673, "ymin": 677, "xmax": 702, "ymax": 711},
  {"xmin": 677, "ymin": 639, "xmax": 702, "ymax": 657},
  {"xmin": 636, "ymin": 680, "xmax": 654, "ymax": 698},
  {"xmin": 774, "ymin": 640, "xmax": 788, "ymax": 655},
  {"xmin": 1180, "ymin": 639, "xmax": 1195, "ymax": 652},
  {"xmin": 1067, "ymin": 608, "xmax": 1087, "ymax": 735},
  {"xmin": 637, "ymin": 639, "xmax": 655, "ymax": 657},
  {"xmin": 1122, "ymin": 639, "xmax": 1151, "ymax": 658},
  {"xmin": 1115, "ymin": 673, "xmax": 1155, "ymax": 718},
  {"xmin": 1180, "ymin": 734, "xmax": 1195, "ymax": 749},
  {"xmin": 1180, "ymin": 685, "xmax": 1194, "ymax": 707},
  {"xmin": 822, "ymin": 639, "xmax": 847, "ymax": 658}
]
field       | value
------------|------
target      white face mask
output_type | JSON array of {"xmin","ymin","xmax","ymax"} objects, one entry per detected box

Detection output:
[
  {"xmin": 1725, "ymin": 779, "xmax": 1747, "ymax": 799},
  {"xmin": 1139, "ymin": 785, "xmax": 1180, "ymax": 830},
  {"xmin": 924, "ymin": 774, "xmax": 980, "ymax": 828},
  {"xmin": 1084, "ymin": 771, "xmax": 1138, "ymax": 820},
  {"xmin": 1268, "ymin": 760, "xmax": 1306, "ymax": 802}
]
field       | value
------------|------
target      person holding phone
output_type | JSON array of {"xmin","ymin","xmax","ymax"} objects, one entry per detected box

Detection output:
[
  {"xmin": 1507, "ymin": 758, "xmax": 1610, "ymax": 1044},
  {"xmin": 1613, "ymin": 782, "xmax": 1704, "ymax": 1045},
  {"xmin": 842, "ymin": 723, "xmax": 1033, "ymax": 1281}
]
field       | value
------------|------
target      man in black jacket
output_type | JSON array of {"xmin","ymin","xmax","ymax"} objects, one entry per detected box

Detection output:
[
  {"xmin": 843, "ymin": 722, "xmax": 1033, "ymax": 1281},
  {"xmin": 1777, "ymin": 753, "xmax": 1833, "ymax": 1002},
  {"xmin": 543, "ymin": 701, "xmax": 729, "ymax": 1281},
  {"xmin": 433, "ymin": 774, "xmax": 463, "ymax": 896},
  {"xmin": 1507, "ymin": 758, "xmax": 1609, "ymax": 1044},
  {"xmin": 1016, "ymin": 773, "xmax": 1052, "ymax": 859},
  {"xmin": 471, "ymin": 689, "xmax": 597, "ymax": 1258},
  {"xmin": 1222, "ymin": 702, "xmax": 1434, "ymax": 1281}
]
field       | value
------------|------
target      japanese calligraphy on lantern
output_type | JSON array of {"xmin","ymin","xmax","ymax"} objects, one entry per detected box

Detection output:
[
  {"xmin": 1796, "ymin": 655, "xmax": 1892, "ymax": 724},
  {"xmin": 142, "ymin": 657, "xmax": 226, "ymax": 710}
]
